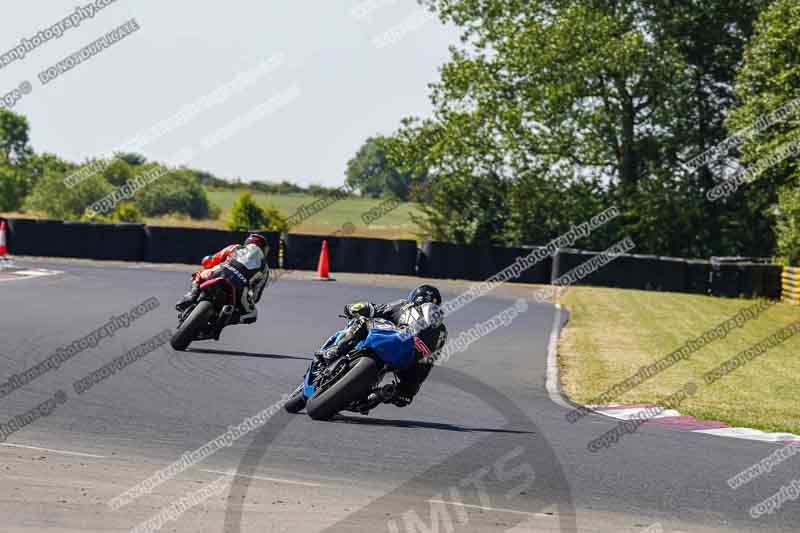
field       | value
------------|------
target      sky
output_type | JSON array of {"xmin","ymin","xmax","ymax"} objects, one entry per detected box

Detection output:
[{"xmin": 0, "ymin": 1, "xmax": 460, "ymax": 186}]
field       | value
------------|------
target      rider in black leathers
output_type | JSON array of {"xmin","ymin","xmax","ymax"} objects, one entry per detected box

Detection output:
[{"xmin": 317, "ymin": 285, "xmax": 447, "ymax": 407}]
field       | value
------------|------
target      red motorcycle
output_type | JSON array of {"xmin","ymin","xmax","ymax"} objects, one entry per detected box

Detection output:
[{"xmin": 171, "ymin": 274, "xmax": 243, "ymax": 351}]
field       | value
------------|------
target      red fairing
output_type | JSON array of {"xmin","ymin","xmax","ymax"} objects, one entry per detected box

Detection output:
[
  {"xmin": 199, "ymin": 277, "xmax": 236, "ymax": 305},
  {"xmin": 201, "ymin": 244, "xmax": 239, "ymax": 269},
  {"xmin": 414, "ymin": 336, "xmax": 432, "ymax": 359}
]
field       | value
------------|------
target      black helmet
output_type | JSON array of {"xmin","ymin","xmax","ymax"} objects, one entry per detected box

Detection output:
[
  {"xmin": 244, "ymin": 233, "xmax": 269, "ymax": 254},
  {"xmin": 408, "ymin": 284, "xmax": 442, "ymax": 306}
]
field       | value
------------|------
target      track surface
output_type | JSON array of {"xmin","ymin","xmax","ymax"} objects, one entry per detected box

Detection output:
[{"xmin": 0, "ymin": 259, "xmax": 797, "ymax": 532}]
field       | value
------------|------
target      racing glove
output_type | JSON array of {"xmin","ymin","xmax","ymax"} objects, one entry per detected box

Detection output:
[
  {"xmin": 344, "ymin": 302, "xmax": 375, "ymax": 319},
  {"xmin": 393, "ymin": 394, "xmax": 412, "ymax": 407}
]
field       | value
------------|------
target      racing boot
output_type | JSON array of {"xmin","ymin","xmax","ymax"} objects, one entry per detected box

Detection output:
[{"xmin": 176, "ymin": 283, "xmax": 200, "ymax": 312}]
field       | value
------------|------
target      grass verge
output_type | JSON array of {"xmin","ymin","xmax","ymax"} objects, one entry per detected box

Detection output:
[
  {"xmin": 558, "ymin": 286, "xmax": 800, "ymax": 434},
  {"xmin": 207, "ymin": 189, "xmax": 422, "ymax": 239}
]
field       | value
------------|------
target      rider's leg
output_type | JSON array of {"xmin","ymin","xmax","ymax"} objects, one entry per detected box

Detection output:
[
  {"xmin": 176, "ymin": 267, "xmax": 221, "ymax": 311},
  {"xmin": 317, "ymin": 319, "xmax": 368, "ymax": 361},
  {"xmin": 393, "ymin": 360, "xmax": 433, "ymax": 406}
]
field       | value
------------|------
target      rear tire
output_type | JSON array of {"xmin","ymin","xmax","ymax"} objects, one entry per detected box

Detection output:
[
  {"xmin": 171, "ymin": 301, "xmax": 214, "ymax": 351},
  {"xmin": 306, "ymin": 357, "xmax": 379, "ymax": 421}
]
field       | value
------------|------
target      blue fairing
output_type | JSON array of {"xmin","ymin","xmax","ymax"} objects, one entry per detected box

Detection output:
[
  {"xmin": 355, "ymin": 329, "xmax": 416, "ymax": 370},
  {"xmin": 298, "ymin": 326, "xmax": 415, "ymax": 400},
  {"xmin": 302, "ymin": 367, "xmax": 316, "ymax": 399}
]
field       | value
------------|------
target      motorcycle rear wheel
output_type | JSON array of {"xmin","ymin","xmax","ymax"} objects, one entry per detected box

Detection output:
[
  {"xmin": 171, "ymin": 301, "xmax": 214, "ymax": 351},
  {"xmin": 306, "ymin": 357, "xmax": 379, "ymax": 421}
]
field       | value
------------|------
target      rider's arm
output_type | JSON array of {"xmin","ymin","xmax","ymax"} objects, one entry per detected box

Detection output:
[
  {"xmin": 344, "ymin": 302, "xmax": 376, "ymax": 318},
  {"xmin": 372, "ymin": 299, "xmax": 408, "ymax": 323},
  {"xmin": 201, "ymin": 244, "xmax": 239, "ymax": 269},
  {"xmin": 345, "ymin": 299, "xmax": 406, "ymax": 321}
]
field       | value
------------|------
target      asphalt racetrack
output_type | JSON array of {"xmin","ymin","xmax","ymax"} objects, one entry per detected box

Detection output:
[{"xmin": 0, "ymin": 259, "xmax": 797, "ymax": 532}]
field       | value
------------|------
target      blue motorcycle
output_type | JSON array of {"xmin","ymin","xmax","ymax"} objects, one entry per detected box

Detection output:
[{"xmin": 285, "ymin": 317, "xmax": 417, "ymax": 420}]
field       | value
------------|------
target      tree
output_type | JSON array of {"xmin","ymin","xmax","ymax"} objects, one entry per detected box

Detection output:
[
  {"xmin": 396, "ymin": 0, "xmax": 767, "ymax": 253},
  {"xmin": 346, "ymin": 136, "xmax": 416, "ymax": 200},
  {"xmin": 0, "ymin": 109, "xmax": 35, "ymax": 211},
  {"xmin": 0, "ymin": 109, "xmax": 32, "ymax": 164},
  {"xmin": 114, "ymin": 152, "xmax": 147, "ymax": 166},
  {"xmin": 103, "ymin": 159, "xmax": 134, "ymax": 187},
  {"xmin": 228, "ymin": 192, "xmax": 288, "ymax": 232},
  {"xmin": 725, "ymin": 0, "xmax": 800, "ymax": 262}
]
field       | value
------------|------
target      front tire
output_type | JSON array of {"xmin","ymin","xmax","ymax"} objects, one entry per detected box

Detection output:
[
  {"xmin": 284, "ymin": 393, "xmax": 307, "ymax": 414},
  {"xmin": 171, "ymin": 301, "xmax": 214, "ymax": 351},
  {"xmin": 306, "ymin": 357, "xmax": 379, "ymax": 421}
]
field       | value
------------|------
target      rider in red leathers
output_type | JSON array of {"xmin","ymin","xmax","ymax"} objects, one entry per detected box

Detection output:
[{"xmin": 176, "ymin": 234, "xmax": 270, "ymax": 325}]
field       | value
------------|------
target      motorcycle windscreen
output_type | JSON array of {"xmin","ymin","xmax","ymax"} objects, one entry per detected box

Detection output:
[
  {"xmin": 320, "ymin": 330, "xmax": 345, "ymax": 351},
  {"xmin": 356, "ymin": 329, "xmax": 416, "ymax": 370}
]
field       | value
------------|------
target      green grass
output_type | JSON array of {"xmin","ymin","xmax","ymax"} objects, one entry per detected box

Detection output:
[
  {"xmin": 559, "ymin": 287, "xmax": 800, "ymax": 434},
  {"xmin": 207, "ymin": 189, "xmax": 423, "ymax": 239}
]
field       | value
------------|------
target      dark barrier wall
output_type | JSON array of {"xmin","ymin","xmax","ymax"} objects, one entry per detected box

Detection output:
[
  {"xmin": 551, "ymin": 249, "xmax": 639, "ymax": 288},
  {"xmin": 5, "ymin": 218, "xmax": 277, "ymax": 266},
  {"xmin": 283, "ymin": 234, "xmax": 417, "ymax": 276},
  {"xmin": 715, "ymin": 263, "xmax": 782, "ymax": 299},
  {"xmin": 62, "ymin": 221, "xmax": 147, "ymax": 261},
  {"xmin": 1, "ymin": 217, "xmax": 782, "ymax": 299},
  {"xmin": 552, "ymin": 250, "xmax": 689, "ymax": 291},
  {"xmin": 551, "ymin": 249, "xmax": 779, "ymax": 298},
  {"xmin": 6, "ymin": 219, "xmax": 70, "ymax": 257},
  {"xmin": 6, "ymin": 219, "xmax": 146, "ymax": 261},
  {"xmin": 145, "ymin": 227, "xmax": 279, "ymax": 267},
  {"xmin": 418, "ymin": 241, "xmax": 551, "ymax": 284},
  {"xmin": 685, "ymin": 260, "xmax": 712, "ymax": 294}
]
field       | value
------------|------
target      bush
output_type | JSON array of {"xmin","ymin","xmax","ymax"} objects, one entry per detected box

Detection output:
[
  {"xmin": 113, "ymin": 202, "xmax": 144, "ymax": 223},
  {"xmin": 25, "ymin": 170, "xmax": 113, "ymax": 220},
  {"xmin": 132, "ymin": 167, "xmax": 214, "ymax": 219},
  {"xmin": 228, "ymin": 192, "xmax": 288, "ymax": 232}
]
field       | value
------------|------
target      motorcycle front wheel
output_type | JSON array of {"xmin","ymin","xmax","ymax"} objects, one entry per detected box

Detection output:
[
  {"xmin": 171, "ymin": 301, "xmax": 214, "ymax": 351},
  {"xmin": 306, "ymin": 357, "xmax": 379, "ymax": 421}
]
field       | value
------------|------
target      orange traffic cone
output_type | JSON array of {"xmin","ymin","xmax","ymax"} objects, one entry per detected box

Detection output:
[
  {"xmin": 0, "ymin": 220, "xmax": 11, "ymax": 268},
  {"xmin": 316, "ymin": 240, "xmax": 334, "ymax": 281},
  {"xmin": 0, "ymin": 220, "xmax": 7, "ymax": 258}
]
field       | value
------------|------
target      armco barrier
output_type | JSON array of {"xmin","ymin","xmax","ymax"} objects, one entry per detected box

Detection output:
[
  {"xmin": 0, "ymin": 216, "xmax": 783, "ymax": 299},
  {"xmin": 551, "ymin": 249, "xmax": 643, "ymax": 289},
  {"xmin": 7, "ymin": 219, "xmax": 147, "ymax": 261},
  {"xmin": 685, "ymin": 260, "xmax": 712, "ymax": 294},
  {"xmin": 62, "ymin": 221, "xmax": 146, "ymax": 261},
  {"xmin": 418, "ymin": 241, "xmax": 483, "ymax": 281},
  {"xmin": 283, "ymin": 234, "xmax": 416, "ymax": 275},
  {"xmin": 5, "ymin": 218, "xmax": 278, "ymax": 266},
  {"xmin": 418, "ymin": 241, "xmax": 551, "ymax": 283},
  {"xmin": 551, "ymin": 250, "xmax": 779, "ymax": 298},
  {"xmin": 710, "ymin": 263, "xmax": 741, "ymax": 298},
  {"xmin": 6, "ymin": 218, "xmax": 71, "ymax": 257}
]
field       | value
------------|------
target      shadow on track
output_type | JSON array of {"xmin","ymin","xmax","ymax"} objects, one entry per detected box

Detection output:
[
  {"xmin": 187, "ymin": 348, "xmax": 310, "ymax": 361},
  {"xmin": 331, "ymin": 414, "xmax": 535, "ymax": 434}
]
